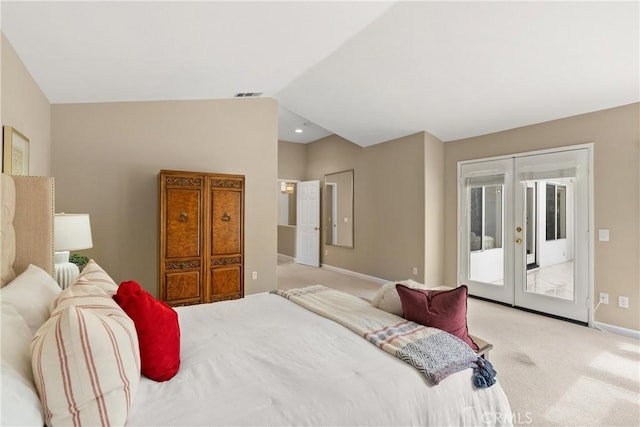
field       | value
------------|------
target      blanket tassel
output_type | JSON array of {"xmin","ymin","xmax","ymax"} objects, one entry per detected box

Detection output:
[{"xmin": 472, "ymin": 356, "xmax": 496, "ymax": 388}]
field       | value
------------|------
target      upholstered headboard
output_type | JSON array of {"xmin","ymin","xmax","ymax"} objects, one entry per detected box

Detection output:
[{"xmin": 0, "ymin": 174, "xmax": 55, "ymax": 286}]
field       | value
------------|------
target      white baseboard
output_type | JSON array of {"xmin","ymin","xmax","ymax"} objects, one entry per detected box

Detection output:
[
  {"xmin": 320, "ymin": 263, "xmax": 388, "ymax": 285},
  {"xmin": 593, "ymin": 321, "xmax": 640, "ymax": 340}
]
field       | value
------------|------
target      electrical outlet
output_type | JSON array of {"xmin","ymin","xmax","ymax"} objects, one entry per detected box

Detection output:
[
  {"xmin": 618, "ymin": 296, "xmax": 629, "ymax": 309},
  {"xmin": 412, "ymin": 267, "xmax": 418, "ymax": 275},
  {"xmin": 252, "ymin": 271, "xmax": 258, "ymax": 280},
  {"xmin": 599, "ymin": 292, "xmax": 609, "ymax": 304},
  {"xmin": 324, "ymin": 249, "xmax": 328, "ymax": 256}
]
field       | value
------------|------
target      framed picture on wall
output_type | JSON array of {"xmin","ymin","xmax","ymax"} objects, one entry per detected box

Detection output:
[{"xmin": 2, "ymin": 126, "xmax": 29, "ymax": 175}]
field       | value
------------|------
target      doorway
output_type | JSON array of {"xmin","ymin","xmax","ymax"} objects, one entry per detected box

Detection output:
[
  {"xmin": 458, "ymin": 146, "xmax": 592, "ymax": 323},
  {"xmin": 277, "ymin": 179, "xmax": 320, "ymax": 267},
  {"xmin": 295, "ymin": 180, "xmax": 321, "ymax": 267}
]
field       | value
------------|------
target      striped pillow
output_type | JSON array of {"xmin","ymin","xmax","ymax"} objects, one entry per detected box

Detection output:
[
  {"xmin": 32, "ymin": 284, "xmax": 140, "ymax": 426},
  {"xmin": 50, "ymin": 277, "xmax": 120, "ymax": 314},
  {"xmin": 75, "ymin": 259, "xmax": 119, "ymax": 295}
]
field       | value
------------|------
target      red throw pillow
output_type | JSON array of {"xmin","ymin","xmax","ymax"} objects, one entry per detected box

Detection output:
[
  {"xmin": 396, "ymin": 284, "xmax": 479, "ymax": 351},
  {"xmin": 113, "ymin": 280, "xmax": 180, "ymax": 381}
]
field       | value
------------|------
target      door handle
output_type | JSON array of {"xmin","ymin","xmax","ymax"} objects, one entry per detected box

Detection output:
[
  {"xmin": 314, "ymin": 227, "xmax": 320, "ymax": 230},
  {"xmin": 515, "ymin": 238, "xmax": 522, "ymax": 244}
]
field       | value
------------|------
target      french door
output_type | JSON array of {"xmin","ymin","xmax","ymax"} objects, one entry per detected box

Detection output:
[{"xmin": 458, "ymin": 147, "xmax": 591, "ymax": 323}]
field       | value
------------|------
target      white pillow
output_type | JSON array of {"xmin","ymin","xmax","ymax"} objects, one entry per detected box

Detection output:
[
  {"xmin": 0, "ymin": 264, "xmax": 61, "ymax": 334},
  {"xmin": 371, "ymin": 279, "xmax": 432, "ymax": 316},
  {"xmin": 1, "ymin": 302, "xmax": 34, "ymax": 381},
  {"xmin": 1, "ymin": 364, "xmax": 44, "ymax": 427},
  {"xmin": 31, "ymin": 298, "xmax": 140, "ymax": 427},
  {"xmin": 1, "ymin": 302, "xmax": 44, "ymax": 426}
]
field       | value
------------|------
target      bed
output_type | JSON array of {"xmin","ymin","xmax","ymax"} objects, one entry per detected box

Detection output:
[{"xmin": 0, "ymin": 173, "xmax": 513, "ymax": 426}]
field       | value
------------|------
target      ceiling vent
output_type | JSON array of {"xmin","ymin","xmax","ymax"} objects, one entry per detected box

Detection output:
[{"xmin": 234, "ymin": 92, "xmax": 263, "ymax": 98}]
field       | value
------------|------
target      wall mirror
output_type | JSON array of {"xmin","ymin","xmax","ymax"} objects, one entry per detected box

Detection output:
[
  {"xmin": 278, "ymin": 180, "xmax": 297, "ymax": 226},
  {"xmin": 324, "ymin": 169, "xmax": 354, "ymax": 248}
]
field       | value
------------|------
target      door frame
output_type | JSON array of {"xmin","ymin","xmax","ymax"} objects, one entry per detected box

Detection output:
[{"xmin": 457, "ymin": 143, "xmax": 595, "ymax": 326}]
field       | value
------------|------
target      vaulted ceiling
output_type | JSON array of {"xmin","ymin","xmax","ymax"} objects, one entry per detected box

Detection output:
[{"xmin": 2, "ymin": 1, "xmax": 638, "ymax": 146}]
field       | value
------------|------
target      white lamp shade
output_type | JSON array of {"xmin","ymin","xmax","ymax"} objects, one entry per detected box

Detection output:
[{"xmin": 54, "ymin": 214, "xmax": 93, "ymax": 251}]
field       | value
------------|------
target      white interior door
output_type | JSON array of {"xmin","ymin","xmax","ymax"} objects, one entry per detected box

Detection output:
[
  {"xmin": 296, "ymin": 180, "xmax": 320, "ymax": 267},
  {"xmin": 459, "ymin": 147, "xmax": 591, "ymax": 323}
]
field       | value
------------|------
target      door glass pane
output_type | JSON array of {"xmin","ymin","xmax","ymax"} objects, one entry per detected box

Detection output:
[
  {"xmin": 484, "ymin": 186, "xmax": 503, "ymax": 249},
  {"xmin": 468, "ymin": 185, "xmax": 504, "ymax": 285},
  {"xmin": 545, "ymin": 184, "xmax": 555, "ymax": 240},
  {"xmin": 557, "ymin": 186, "xmax": 566, "ymax": 239},
  {"xmin": 469, "ymin": 187, "xmax": 483, "ymax": 251},
  {"xmin": 526, "ymin": 178, "xmax": 574, "ymax": 300},
  {"xmin": 525, "ymin": 184, "xmax": 537, "ymax": 267}
]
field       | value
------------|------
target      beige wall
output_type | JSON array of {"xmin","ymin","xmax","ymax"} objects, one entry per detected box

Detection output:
[
  {"xmin": 424, "ymin": 131, "xmax": 445, "ymax": 286},
  {"xmin": 444, "ymin": 103, "xmax": 640, "ymax": 331},
  {"xmin": 52, "ymin": 98, "xmax": 278, "ymax": 298},
  {"xmin": 1, "ymin": 35, "xmax": 51, "ymax": 176},
  {"xmin": 277, "ymin": 225, "xmax": 296, "ymax": 257},
  {"xmin": 278, "ymin": 140, "xmax": 307, "ymax": 180},
  {"xmin": 277, "ymin": 141, "xmax": 307, "ymax": 256},
  {"xmin": 306, "ymin": 133, "xmax": 425, "ymax": 281}
]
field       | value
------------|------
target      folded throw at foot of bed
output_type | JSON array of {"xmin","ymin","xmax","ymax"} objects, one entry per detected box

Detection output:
[{"xmin": 272, "ymin": 285, "xmax": 496, "ymax": 387}]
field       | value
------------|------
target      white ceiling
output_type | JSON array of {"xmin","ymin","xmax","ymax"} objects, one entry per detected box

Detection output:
[{"xmin": 2, "ymin": 1, "xmax": 638, "ymax": 146}]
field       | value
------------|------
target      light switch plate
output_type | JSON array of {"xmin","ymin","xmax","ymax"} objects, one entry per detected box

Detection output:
[
  {"xmin": 618, "ymin": 296, "xmax": 629, "ymax": 309},
  {"xmin": 598, "ymin": 229, "xmax": 610, "ymax": 241}
]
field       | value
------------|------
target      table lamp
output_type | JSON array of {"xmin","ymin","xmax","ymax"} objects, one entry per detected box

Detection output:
[{"xmin": 54, "ymin": 213, "xmax": 93, "ymax": 289}]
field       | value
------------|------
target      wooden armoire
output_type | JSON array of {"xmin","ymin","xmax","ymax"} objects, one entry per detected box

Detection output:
[{"xmin": 158, "ymin": 170, "xmax": 244, "ymax": 306}]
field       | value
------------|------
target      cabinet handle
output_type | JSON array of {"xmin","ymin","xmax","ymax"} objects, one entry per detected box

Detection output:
[
  {"xmin": 178, "ymin": 211, "xmax": 188, "ymax": 222},
  {"xmin": 222, "ymin": 212, "xmax": 231, "ymax": 222}
]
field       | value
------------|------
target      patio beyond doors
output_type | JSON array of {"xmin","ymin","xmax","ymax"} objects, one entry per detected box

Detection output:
[{"xmin": 458, "ymin": 147, "xmax": 592, "ymax": 323}]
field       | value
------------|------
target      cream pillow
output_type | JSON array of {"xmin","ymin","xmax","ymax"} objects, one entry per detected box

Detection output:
[
  {"xmin": 1, "ymin": 264, "xmax": 61, "ymax": 334},
  {"xmin": 371, "ymin": 279, "xmax": 432, "ymax": 316},
  {"xmin": 32, "ymin": 296, "xmax": 140, "ymax": 426}
]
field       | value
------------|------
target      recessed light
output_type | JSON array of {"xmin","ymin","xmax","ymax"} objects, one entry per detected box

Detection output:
[{"xmin": 295, "ymin": 129, "xmax": 303, "ymax": 133}]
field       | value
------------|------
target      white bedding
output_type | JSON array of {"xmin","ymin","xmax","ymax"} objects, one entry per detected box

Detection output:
[{"xmin": 126, "ymin": 293, "xmax": 512, "ymax": 426}]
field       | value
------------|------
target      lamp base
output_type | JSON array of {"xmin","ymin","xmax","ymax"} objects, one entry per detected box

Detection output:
[{"xmin": 54, "ymin": 251, "xmax": 79, "ymax": 289}]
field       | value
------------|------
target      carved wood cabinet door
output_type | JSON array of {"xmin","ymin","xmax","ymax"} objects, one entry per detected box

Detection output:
[
  {"xmin": 209, "ymin": 176, "xmax": 244, "ymax": 303},
  {"xmin": 159, "ymin": 170, "xmax": 244, "ymax": 306}
]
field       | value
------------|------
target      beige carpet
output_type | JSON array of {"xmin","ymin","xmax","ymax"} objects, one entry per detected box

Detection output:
[{"xmin": 277, "ymin": 257, "xmax": 640, "ymax": 426}]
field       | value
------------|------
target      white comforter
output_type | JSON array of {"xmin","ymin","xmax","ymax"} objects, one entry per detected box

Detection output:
[{"xmin": 126, "ymin": 293, "xmax": 512, "ymax": 426}]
